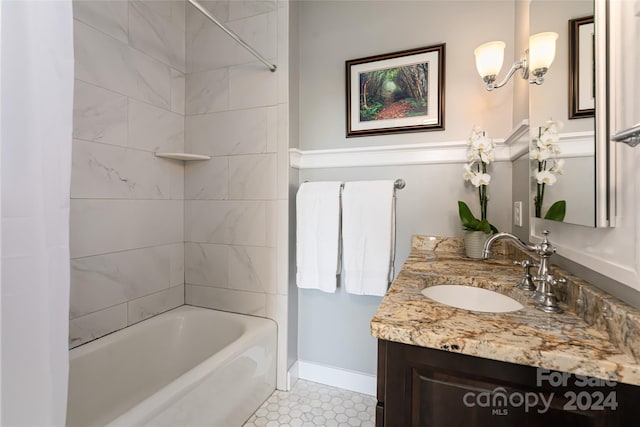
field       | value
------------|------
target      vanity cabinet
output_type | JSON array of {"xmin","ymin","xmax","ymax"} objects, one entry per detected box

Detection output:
[{"xmin": 376, "ymin": 340, "xmax": 639, "ymax": 427}]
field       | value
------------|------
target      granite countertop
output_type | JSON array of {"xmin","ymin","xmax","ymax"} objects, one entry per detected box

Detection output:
[{"xmin": 371, "ymin": 236, "xmax": 640, "ymax": 386}]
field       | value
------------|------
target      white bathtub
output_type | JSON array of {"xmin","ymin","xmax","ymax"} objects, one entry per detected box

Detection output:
[{"xmin": 66, "ymin": 305, "xmax": 276, "ymax": 427}]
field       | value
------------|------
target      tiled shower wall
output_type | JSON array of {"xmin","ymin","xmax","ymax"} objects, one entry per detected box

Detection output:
[
  {"xmin": 183, "ymin": 0, "xmax": 291, "ymax": 388},
  {"xmin": 68, "ymin": 0, "xmax": 292, "ymax": 387},
  {"xmin": 69, "ymin": 0, "xmax": 187, "ymax": 347}
]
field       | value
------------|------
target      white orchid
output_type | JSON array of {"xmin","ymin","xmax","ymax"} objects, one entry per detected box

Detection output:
[
  {"xmin": 468, "ymin": 125, "xmax": 484, "ymax": 143},
  {"xmin": 480, "ymin": 150, "xmax": 495, "ymax": 164},
  {"xmin": 537, "ymin": 140, "xmax": 555, "ymax": 152},
  {"xmin": 463, "ymin": 163, "xmax": 475, "ymax": 181},
  {"xmin": 530, "ymin": 147, "xmax": 552, "ymax": 161},
  {"xmin": 459, "ymin": 126, "xmax": 497, "ymax": 234},
  {"xmin": 466, "ymin": 149, "xmax": 480, "ymax": 162},
  {"xmin": 532, "ymin": 120, "xmax": 565, "ymax": 219},
  {"xmin": 535, "ymin": 170, "xmax": 557, "ymax": 185},
  {"xmin": 545, "ymin": 119, "xmax": 564, "ymax": 133},
  {"xmin": 471, "ymin": 173, "xmax": 491, "ymax": 187},
  {"xmin": 470, "ymin": 135, "xmax": 493, "ymax": 152},
  {"xmin": 466, "ymin": 126, "xmax": 495, "ymax": 165},
  {"xmin": 463, "ymin": 163, "xmax": 492, "ymax": 187},
  {"xmin": 550, "ymin": 159, "xmax": 565, "ymax": 175},
  {"xmin": 539, "ymin": 131, "xmax": 559, "ymax": 146}
]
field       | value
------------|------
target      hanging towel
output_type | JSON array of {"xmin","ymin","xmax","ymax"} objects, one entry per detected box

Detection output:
[
  {"xmin": 296, "ymin": 181, "xmax": 343, "ymax": 292},
  {"xmin": 342, "ymin": 180, "xmax": 395, "ymax": 296}
]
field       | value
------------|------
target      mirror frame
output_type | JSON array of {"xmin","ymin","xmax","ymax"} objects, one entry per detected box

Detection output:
[
  {"xmin": 569, "ymin": 15, "xmax": 595, "ymax": 119},
  {"xmin": 594, "ymin": 0, "xmax": 615, "ymax": 228}
]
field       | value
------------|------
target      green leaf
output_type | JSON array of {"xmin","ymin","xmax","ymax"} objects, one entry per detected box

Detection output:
[
  {"xmin": 477, "ymin": 219, "xmax": 492, "ymax": 234},
  {"xmin": 458, "ymin": 201, "xmax": 497, "ymax": 234},
  {"xmin": 458, "ymin": 201, "xmax": 480, "ymax": 230},
  {"xmin": 544, "ymin": 200, "xmax": 566, "ymax": 222}
]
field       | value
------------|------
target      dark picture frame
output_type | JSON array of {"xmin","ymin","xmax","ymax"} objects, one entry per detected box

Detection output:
[
  {"xmin": 346, "ymin": 44, "xmax": 445, "ymax": 137},
  {"xmin": 569, "ymin": 16, "xmax": 595, "ymax": 119}
]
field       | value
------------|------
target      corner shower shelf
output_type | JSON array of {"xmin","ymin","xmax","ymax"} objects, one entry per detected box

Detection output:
[{"xmin": 154, "ymin": 152, "xmax": 211, "ymax": 161}]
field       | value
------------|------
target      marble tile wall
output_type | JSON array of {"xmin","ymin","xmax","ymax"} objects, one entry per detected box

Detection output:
[
  {"xmin": 183, "ymin": 0, "xmax": 291, "ymax": 389},
  {"xmin": 70, "ymin": 0, "xmax": 187, "ymax": 347},
  {"xmin": 69, "ymin": 0, "xmax": 292, "ymax": 386}
]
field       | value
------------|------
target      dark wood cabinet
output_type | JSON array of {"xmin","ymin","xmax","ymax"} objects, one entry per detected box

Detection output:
[{"xmin": 377, "ymin": 340, "xmax": 640, "ymax": 427}]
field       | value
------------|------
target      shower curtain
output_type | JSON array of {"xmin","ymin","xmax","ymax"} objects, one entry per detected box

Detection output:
[{"xmin": 1, "ymin": 0, "xmax": 74, "ymax": 425}]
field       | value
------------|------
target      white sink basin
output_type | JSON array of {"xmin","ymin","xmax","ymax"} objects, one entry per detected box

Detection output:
[{"xmin": 421, "ymin": 285, "xmax": 523, "ymax": 313}]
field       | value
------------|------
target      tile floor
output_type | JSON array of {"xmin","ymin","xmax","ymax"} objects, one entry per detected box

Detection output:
[{"xmin": 243, "ymin": 379, "xmax": 376, "ymax": 427}]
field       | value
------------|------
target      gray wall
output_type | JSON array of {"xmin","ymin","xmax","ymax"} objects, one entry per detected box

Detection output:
[
  {"xmin": 288, "ymin": 0, "xmax": 301, "ymax": 372},
  {"xmin": 299, "ymin": 0, "xmax": 516, "ymax": 150},
  {"xmin": 512, "ymin": 154, "xmax": 530, "ymax": 241},
  {"xmin": 298, "ymin": 162, "xmax": 513, "ymax": 375},
  {"xmin": 530, "ymin": 0, "xmax": 594, "ymax": 133},
  {"xmin": 295, "ymin": 0, "xmax": 517, "ymax": 376},
  {"xmin": 512, "ymin": 0, "xmax": 530, "ymax": 127},
  {"xmin": 512, "ymin": 0, "xmax": 529, "ymax": 241},
  {"xmin": 69, "ymin": 0, "xmax": 186, "ymax": 347}
]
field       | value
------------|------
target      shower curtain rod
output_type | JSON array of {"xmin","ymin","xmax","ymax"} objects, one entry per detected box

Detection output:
[{"xmin": 187, "ymin": 0, "xmax": 277, "ymax": 72}]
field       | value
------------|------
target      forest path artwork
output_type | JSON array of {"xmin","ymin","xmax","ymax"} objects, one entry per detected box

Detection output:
[
  {"xmin": 374, "ymin": 99, "xmax": 412, "ymax": 120},
  {"xmin": 346, "ymin": 43, "xmax": 444, "ymax": 137},
  {"xmin": 359, "ymin": 63, "xmax": 429, "ymax": 122}
]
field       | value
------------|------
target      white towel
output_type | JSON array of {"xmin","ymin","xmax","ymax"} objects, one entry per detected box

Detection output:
[
  {"xmin": 296, "ymin": 181, "xmax": 343, "ymax": 292},
  {"xmin": 342, "ymin": 180, "xmax": 395, "ymax": 296}
]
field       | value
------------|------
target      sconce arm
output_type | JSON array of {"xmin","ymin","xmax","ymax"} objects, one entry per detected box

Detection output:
[
  {"xmin": 487, "ymin": 61, "xmax": 526, "ymax": 90},
  {"xmin": 483, "ymin": 51, "xmax": 530, "ymax": 91}
]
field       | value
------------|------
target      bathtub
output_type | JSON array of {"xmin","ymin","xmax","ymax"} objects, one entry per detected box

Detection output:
[{"xmin": 66, "ymin": 305, "xmax": 276, "ymax": 427}]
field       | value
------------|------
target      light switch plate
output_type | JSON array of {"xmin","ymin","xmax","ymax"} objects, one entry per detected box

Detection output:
[{"xmin": 513, "ymin": 201, "xmax": 523, "ymax": 227}]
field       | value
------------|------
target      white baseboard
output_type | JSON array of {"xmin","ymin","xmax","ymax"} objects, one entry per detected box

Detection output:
[
  {"xmin": 289, "ymin": 360, "xmax": 376, "ymax": 396},
  {"xmin": 286, "ymin": 361, "xmax": 299, "ymax": 391}
]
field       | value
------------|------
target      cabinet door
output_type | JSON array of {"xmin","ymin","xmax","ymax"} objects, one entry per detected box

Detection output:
[
  {"xmin": 382, "ymin": 341, "xmax": 625, "ymax": 427},
  {"xmin": 411, "ymin": 367, "xmax": 606, "ymax": 426}
]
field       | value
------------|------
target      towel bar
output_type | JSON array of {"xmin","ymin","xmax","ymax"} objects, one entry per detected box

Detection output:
[
  {"xmin": 304, "ymin": 179, "xmax": 406, "ymax": 190},
  {"xmin": 611, "ymin": 123, "xmax": 640, "ymax": 147}
]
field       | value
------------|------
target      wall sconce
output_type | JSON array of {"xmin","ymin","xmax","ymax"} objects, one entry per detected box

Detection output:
[{"xmin": 474, "ymin": 32, "xmax": 558, "ymax": 91}]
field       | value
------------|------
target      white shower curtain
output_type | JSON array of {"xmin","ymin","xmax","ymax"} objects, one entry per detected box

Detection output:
[{"xmin": 1, "ymin": 0, "xmax": 74, "ymax": 425}]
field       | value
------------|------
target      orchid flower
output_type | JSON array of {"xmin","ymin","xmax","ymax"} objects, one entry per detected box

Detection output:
[
  {"xmin": 480, "ymin": 150, "xmax": 495, "ymax": 164},
  {"xmin": 536, "ymin": 170, "xmax": 557, "ymax": 185},
  {"xmin": 550, "ymin": 159, "xmax": 565, "ymax": 175},
  {"xmin": 471, "ymin": 173, "xmax": 491, "ymax": 187},
  {"xmin": 530, "ymin": 148, "xmax": 552, "ymax": 161},
  {"xmin": 459, "ymin": 126, "xmax": 497, "ymax": 234},
  {"xmin": 463, "ymin": 163, "xmax": 475, "ymax": 181}
]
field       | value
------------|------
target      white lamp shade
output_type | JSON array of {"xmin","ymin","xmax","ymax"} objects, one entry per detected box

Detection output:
[
  {"xmin": 529, "ymin": 32, "xmax": 558, "ymax": 71},
  {"xmin": 474, "ymin": 41, "xmax": 506, "ymax": 78}
]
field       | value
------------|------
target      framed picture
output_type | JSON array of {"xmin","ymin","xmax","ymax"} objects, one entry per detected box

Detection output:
[
  {"xmin": 568, "ymin": 16, "xmax": 594, "ymax": 119},
  {"xmin": 346, "ymin": 44, "xmax": 445, "ymax": 137}
]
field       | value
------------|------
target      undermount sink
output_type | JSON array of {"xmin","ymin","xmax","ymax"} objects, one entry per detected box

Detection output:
[{"xmin": 421, "ymin": 285, "xmax": 524, "ymax": 313}]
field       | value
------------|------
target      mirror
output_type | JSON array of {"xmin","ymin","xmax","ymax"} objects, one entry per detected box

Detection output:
[{"xmin": 529, "ymin": 0, "xmax": 608, "ymax": 227}]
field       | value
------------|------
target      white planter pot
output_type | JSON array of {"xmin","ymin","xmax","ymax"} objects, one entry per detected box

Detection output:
[{"xmin": 464, "ymin": 231, "xmax": 490, "ymax": 259}]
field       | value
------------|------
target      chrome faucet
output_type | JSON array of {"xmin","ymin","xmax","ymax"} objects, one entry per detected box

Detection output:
[{"xmin": 483, "ymin": 230, "xmax": 565, "ymax": 313}]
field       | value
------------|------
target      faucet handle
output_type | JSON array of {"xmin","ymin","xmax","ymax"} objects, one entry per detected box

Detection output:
[
  {"xmin": 548, "ymin": 276, "xmax": 567, "ymax": 286},
  {"xmin": 513, "ymin": 259, "xmax": 538, "ymax": 269},
  {"xmin": 513, "ymin": 260, "xmax": 538, "ymax": 291},
  {"xmin": 514, "ymin": 259, "xmax": 540, "ymax": 274}
]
